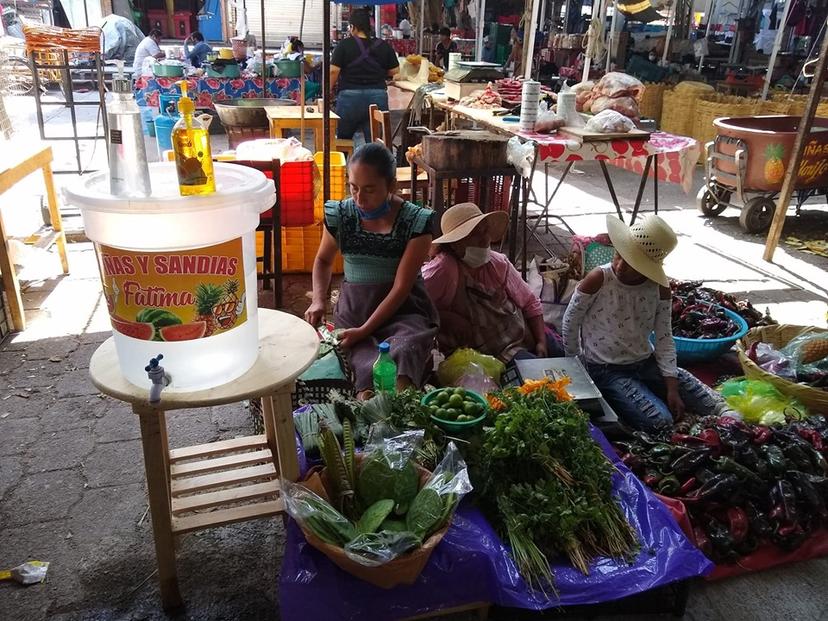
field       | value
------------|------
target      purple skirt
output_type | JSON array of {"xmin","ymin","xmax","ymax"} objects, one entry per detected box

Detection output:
[{"xmin": 335, "ymin": 278, "xmax": 439, "ymax": 392}]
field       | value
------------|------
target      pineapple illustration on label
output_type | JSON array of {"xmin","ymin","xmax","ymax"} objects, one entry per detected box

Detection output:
[
  {"xmin": 195, "ymin": 283, "xmax": 224, "ymax": 337},
  {"xmin": 764, "ymin": 144, "xmax": 785, "ymax": 185}
]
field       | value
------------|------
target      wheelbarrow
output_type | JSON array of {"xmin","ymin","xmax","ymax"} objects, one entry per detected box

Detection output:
[{"xmin": 697, "ymin": 115, "xmax": 828, "ymax": 233}]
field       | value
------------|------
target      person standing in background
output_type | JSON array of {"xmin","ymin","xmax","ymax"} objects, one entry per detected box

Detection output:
[
  {"xmin": 444, "ymin": 0, "xmax": 457, "ymax": 28},
  {"xmin": 330, "ymin": 9, "xmax": 400, "ymax": 143},
  {"xmin": 434, "ymin": 27, "xmax": 458, "ymax": 69},
  {"xmin": 133, "ymin": 28, "xmax": 165, "ymax": 76}
]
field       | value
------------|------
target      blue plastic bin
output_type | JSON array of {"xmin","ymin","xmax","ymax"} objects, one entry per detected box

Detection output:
[{"xmin": 155, "ymin": 114, "xmax": 178, "ymax": 159}]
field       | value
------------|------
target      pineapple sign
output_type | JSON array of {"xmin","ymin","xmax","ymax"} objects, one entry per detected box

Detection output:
[{"xmin": 96, "ymin": 238, "xmax": 247, "ymax": 342}]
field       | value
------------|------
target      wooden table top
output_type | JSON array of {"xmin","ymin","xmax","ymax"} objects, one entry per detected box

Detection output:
[
  {"xmin": 89, "ymin": 309, "xmax": 320, "ymax": 409},
  {"xmin": 264, "ymin": 107, "xmax": 340, "ymax": 121}
]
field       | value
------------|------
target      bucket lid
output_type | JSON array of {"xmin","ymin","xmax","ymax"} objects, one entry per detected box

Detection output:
[{"xmin": 63, "ymin": 162, "xmax": 275, "ymax": 215}]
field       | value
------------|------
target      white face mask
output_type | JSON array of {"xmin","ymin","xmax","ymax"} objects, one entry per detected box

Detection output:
[{"xmin": 462, "ymin": 246, "xmax": 491, "ymax": 268}]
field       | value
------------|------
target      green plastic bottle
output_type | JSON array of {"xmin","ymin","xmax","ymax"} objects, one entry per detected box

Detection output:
[{"xmin": 372, "ymin": 341, "xmax": 397, "ymax": 393}]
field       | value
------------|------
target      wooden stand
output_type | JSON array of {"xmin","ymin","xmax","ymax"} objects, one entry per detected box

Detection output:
[
  {"xmin": 0, "ymin": 143, "xmax": 69, "ymax": 332},
  {"xmin": 265, "ymin": 106, "xmax": 340, "ymax": 154},
  {"xmin": 89, "ymin": 309, "xmax": 319, "ymax": 610}
]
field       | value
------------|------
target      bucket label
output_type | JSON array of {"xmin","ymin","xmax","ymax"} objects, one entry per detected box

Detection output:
[{"xmin": 97, "ymin": 238, "xmax": 247, "ymax": 342}]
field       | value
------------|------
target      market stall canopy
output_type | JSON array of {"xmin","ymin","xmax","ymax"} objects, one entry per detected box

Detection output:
[{"xmin": 617, "ymin": 0, "xmax": 666, "ymax": 22}]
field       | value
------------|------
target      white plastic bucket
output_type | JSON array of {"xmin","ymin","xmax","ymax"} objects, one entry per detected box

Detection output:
[{"xmin": 64, "ymin": 162, "xmax": 275, "ymax": 392}]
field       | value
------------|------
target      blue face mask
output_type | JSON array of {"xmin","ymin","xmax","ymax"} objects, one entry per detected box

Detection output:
[{"xmin": 357, "ymin": 200, "xmax": 391, "ymax": 221}]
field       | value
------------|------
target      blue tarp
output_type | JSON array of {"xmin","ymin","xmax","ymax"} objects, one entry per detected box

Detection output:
[{"xmin": 279, "ymin": 425, "xmax": 713, "ymax": 620}]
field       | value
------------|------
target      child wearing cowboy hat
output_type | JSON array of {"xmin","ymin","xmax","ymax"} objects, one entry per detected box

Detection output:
[
  {"xmin": 563, "ymin": 214, "xmax": 733, "ymax": 432},
  {"xmin": 423, "ymin": 203, "xmax": 563, "ymax": 362}
]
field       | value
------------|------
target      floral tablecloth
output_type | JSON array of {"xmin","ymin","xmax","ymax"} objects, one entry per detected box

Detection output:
[
  {"xmin": 134, "ymin": 76, "xmax": 303, "ymax": 110},
  {"xmin": 520, "ymin": 131, "xmax": 701, "ymax": 193}
]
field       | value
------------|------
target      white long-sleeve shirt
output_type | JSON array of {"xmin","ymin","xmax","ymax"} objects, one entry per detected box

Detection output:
[{"xmin": 562, "ymin": 263, "xmax": 677, "ymax": 377}]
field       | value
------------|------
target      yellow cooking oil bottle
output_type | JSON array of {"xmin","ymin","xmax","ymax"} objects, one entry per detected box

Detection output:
[{"xmin": 172, "ymin": 80, "xmax": 215, "ymax": 196}]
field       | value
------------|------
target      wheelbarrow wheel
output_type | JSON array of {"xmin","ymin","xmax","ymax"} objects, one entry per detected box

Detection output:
[
  {"xmin": 697, "ymin": 186, "xmax": 729, "ymax": 217},
  {"xmin": 739, "ymin": 197, "xmax": 776, "ymax": 234}
]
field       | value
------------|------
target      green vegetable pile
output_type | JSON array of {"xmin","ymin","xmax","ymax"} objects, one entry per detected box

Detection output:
[
  {"xmin": 284, "ymin": 424, "xmax": 468, "ymax": 565},
  {"xmin": 476, "ymin": 385, "xmax": 639, "ymax": 594}
]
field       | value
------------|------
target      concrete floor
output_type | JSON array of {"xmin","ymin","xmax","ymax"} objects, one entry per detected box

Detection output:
[{"xmin": 1, "ymin": 89, "xmax": 828, "ymax": 620}]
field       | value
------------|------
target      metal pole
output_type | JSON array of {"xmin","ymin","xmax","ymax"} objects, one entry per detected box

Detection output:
[
  {"xmin": 476, "ymin": 0, "xmax": 487, "ymax": 60},
  {"xmin": 764, "ymin": 26, "xmax": 828, "ymax": 260},
  {"xmin": 375, "ymin": 5, "xmax": 381, "ymax": 38},
  {"xmin": 420, "ymin": 0, "xmax": 426, "ymax": 55},
  {"xmin": 697, "ymin": 0, "xmax": 715, "ymax": 72},
  {"xmin": 606, "ymin": 0, "xmax": 619, "ymax": 72},
  {"xmin": 323, "ymin": 0, "xmax": 331, "ymax": 203},
  {"xmin": 662, "ymin": 0, "xmax": 675, "ymax": 64},
  {"xmin": 761, "ymin": 0, "xmax": 794, "ymax": 100},
  {"xmin": 525, "ymin": 0, "xmax": 542, "ymax": 78},
  {"xmin": 299, "ymin": 0, "xmax": 306, "ymax": 40},
  {"xmin": 728, "ymin": 0, "xmax": 746, "ymax": 64},
  {"xmin": 261, "ymin": 0, "xmax": 267, "ymax": 97},
  {"xmin": 582, "ymin": 0, "xmax": 604, "ymax": 81}
]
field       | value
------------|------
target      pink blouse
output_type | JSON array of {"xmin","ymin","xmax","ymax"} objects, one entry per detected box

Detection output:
[{"xmin": 422, "ymin": 251, "xmax": 543, "ymax": 319}]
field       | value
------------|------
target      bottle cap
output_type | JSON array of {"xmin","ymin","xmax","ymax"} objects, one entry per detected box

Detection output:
[
  {"xmin": 176, "ymin": 80, "xmax": 195, "ymax": 115},
  {"xmin": 378, "ymin": 341, "xmax": 390, "ymax": 353}
]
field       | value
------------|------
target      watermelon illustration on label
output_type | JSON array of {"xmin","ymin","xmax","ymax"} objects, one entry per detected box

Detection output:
[{"xmin": 97, "ymin": 238, "xmax": 247, "ymax": 342}]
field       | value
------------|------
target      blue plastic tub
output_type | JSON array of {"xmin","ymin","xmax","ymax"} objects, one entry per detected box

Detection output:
[
  {"xmin": 139, "ymin": 106, "xmax": 156, "ymax": 137},
  {"xmin": 154, "ymin": 114, "xmax": 178, "ymax": 158},
  {"xmin": 673, "ymin": 307, "xmax": 749, "ymax": 363}
]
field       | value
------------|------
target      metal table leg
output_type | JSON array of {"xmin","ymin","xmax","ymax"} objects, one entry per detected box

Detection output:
[
  {"xmin": 653, "ymin": 153, "xmax": 659, "ymax": 215},
  {"xmin": 598, "ymin": 160, "xmax": 624, "ymax": 221},
  {"xmin": 630, "ymin": 155, "xmax": 654, "ymax": 224}
]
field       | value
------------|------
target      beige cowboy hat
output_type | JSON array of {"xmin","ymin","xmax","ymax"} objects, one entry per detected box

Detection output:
[
  {"xmin": 606, "ymin": 214, "xmax": 677, "ymax": 287},
  {"xmin": 432, "ymin": 203, "xmax": 509, "ymax": 245}
]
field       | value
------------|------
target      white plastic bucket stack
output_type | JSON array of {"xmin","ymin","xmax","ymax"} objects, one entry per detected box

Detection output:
[{"xmin": 64, "ymin": 162, "xmax": 275, "ymax": 392}]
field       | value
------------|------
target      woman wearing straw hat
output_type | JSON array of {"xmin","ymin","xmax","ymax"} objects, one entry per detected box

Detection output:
[
  {"xmin": 423, "ymin": 203, "xmax": 562, "ymax": 362},
  {"xmin": 563, "ymin": 215, "xmax": 733, "ymax": 432}
]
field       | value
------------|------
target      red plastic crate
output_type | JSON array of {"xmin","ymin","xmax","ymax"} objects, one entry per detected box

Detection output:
[
  {"xmin": 279, "ymin": 160, "xmax": 317, "ymax": 227},
  {"xmin": 173, "ymin": 11, "xmax": 195, "ymax": 40},
  {"xmin": 454, "ymin": 175, "xmax": 513, "ymax": 213},
  {"xmin": 147, "ymin": 10, "xmax": 168, "ymax": 37}
]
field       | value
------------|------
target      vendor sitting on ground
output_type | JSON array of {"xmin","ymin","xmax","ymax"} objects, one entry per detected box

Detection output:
[
  {"xmin": 423, "ymin": 203, "xmax": 563, "ymax": 363},
  {"xmin": 562, "ymin": 215, "xmax": 733, "ymax": 432},
  {"xmin": 304, "ymin": 143, "xmax": 439, "ymax": 399}
]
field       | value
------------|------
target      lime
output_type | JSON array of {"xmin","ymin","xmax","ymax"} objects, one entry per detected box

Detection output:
[
  {"xmin": 429, "ymin": 405, "xmax": 439, "ymax": 415},
  {"xmin": 436, "ymin": 408, "xmax": 448, "ymax": 419},
  {"xmin": 435, "ymin": 391, "xmax": 449, "ymax": 405},
  {"xmin": 454, "ymin": 388, "xmax": 466, "ymax": 397},
  {"xmin": 445, "ymin": 408, "xmax": 459, "ymax": 420},
  {"xmin": 448, "ymin": 394, "xmax": 464, "ymax": 408},
  {"xmin": 456, "ymin": 414, "xmax": 471, "ymax": 422},
  {"xmin": 463, "ymin": 402, "xmax": 480, "ymax": 416}
]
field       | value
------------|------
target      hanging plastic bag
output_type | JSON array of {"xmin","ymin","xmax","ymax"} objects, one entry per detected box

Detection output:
[
  {"xmin": 506, "ymin": 136, "xmax": 535, "ymax": 178},
  {"xmin": 719, "ymin": 378, "xmax": 807, "ymax": 425},
  {"xmin": 437, "ymin": 348, "xmax": 506, "ymax": 387}
]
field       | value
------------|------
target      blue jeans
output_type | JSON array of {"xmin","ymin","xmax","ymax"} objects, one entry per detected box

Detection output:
[
  {"xmin": 587, "ymin": 357, "xmax": 726, "ymax": 432},
  {"xmin": 335, "ymin": 88, "xmax": 389, "ymax": 142}
]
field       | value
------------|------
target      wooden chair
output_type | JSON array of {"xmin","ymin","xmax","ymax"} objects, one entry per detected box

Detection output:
[{"xmin": 368, "ymin": 104, "xmax": 428, "ymax": 197}]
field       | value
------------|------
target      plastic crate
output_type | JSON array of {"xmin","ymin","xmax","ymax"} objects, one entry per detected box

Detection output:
[
  {"xmin": 313, "ymin": 151, "xmax": 347, "ymax": 222},
  {"xmin": 279, "ymin": 222, "xmax": 344, "ymax": 274},
  {"xmin": 280, "ymin": 160, "xmax": 317, "ymax": 227},
  {"xmin": 453, "ymin": 175, "xmax": 513, "ymax": 213}
]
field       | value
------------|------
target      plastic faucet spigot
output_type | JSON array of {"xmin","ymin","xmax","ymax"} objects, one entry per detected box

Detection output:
[{"xmin": 145, "ymin": 354, "xmax": 171, "ymax": 405}]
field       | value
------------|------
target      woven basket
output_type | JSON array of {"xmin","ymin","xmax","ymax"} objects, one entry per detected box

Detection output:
[
  {"xmin": 693, "ymin": 94, "xmax": 763, "ymax": 163},
  {"xmin": 770, "ymin": 93, "xmax": 828, "ymax": 118},
  {"xmin": 661, "ymin": 81, "xmax": 714, "ymax": 137},
  {"xmin": 639, "ymin": 82, "xmax": 667, "ymax": 124},
  {"xmin": 736, "ymin": 324, "xmax": 828, "ymax": 414},
  {"xmin": 759, "ymin": 99, "xmax": 792, "ymax": 115}
]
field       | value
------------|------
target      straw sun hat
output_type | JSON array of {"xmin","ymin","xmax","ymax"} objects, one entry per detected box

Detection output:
[
  {"xmin": 605, "ymin": 214, "xmax": 677, "ymax": 287},
  {"xmin": 432, "ymin": 203, "xmax": 509, "ymax": 245}
]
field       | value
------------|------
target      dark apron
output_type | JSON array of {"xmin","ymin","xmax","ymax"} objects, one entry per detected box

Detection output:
[{"xmin": 348, "ymin": 36, "xmax": 385, "ymax": 73}]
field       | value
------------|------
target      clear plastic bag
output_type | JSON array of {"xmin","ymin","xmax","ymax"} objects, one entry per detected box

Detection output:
[
  {"xmin": 282, "ymin": 479, "xmax": 357, "ymax": 546},
  {"xmin": 584, "ymin": 109, "xmax": 635, "ymax": 134},
  {"xmin": 437, "ymin": 347, "xmax": 506, "ymax": 386},
  {"xmin": 455, "ymin": 362, "xmax": 500, "ymax": 395},
  {"xmin": 363, "ymin": 426, "xmax": 424, "ymax": 471},
  {"xmin": 593, "ymin": 72, "xmax": 645, "ymax": 101},
  {"xmin": 753, "ymin": 342, "xmax": 797, "ymax": 380},
  {"xmin": 535, "ymin": 101, "xmax": 566, "ymax": 134},
  {"xmin": 719, "ymin": 378, "xmax": 807, "ymax": 425},
  {"xmin": 780, "ymin": 332, "xmax": 828, "ymax": 376},
  {"xmin": 507, "ymin": 136, "xmax": 535, "ymax": 179}
]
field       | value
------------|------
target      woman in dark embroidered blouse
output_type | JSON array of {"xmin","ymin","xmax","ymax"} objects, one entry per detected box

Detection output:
[{"xmin": 304, "ymin": 144, "xmax": 439, "ymax": 398}]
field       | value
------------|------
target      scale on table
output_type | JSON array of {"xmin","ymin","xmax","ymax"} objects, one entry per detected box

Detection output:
[
  {"xmin": 443, "ymin": 62, "xmax": 504, "ymax": 101},
  {"xmin": 504, "ymin": 357, "xmax": 618, "ymax": 422}
]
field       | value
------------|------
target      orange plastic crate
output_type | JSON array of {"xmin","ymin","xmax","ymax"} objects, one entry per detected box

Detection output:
[
  {"xmin": 313, "ymin": 151, "xmax": 348, "ymax": 222},
  {"xmin": 255, "ymin": 224, "xmax": 344, "ymax": 275}
]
